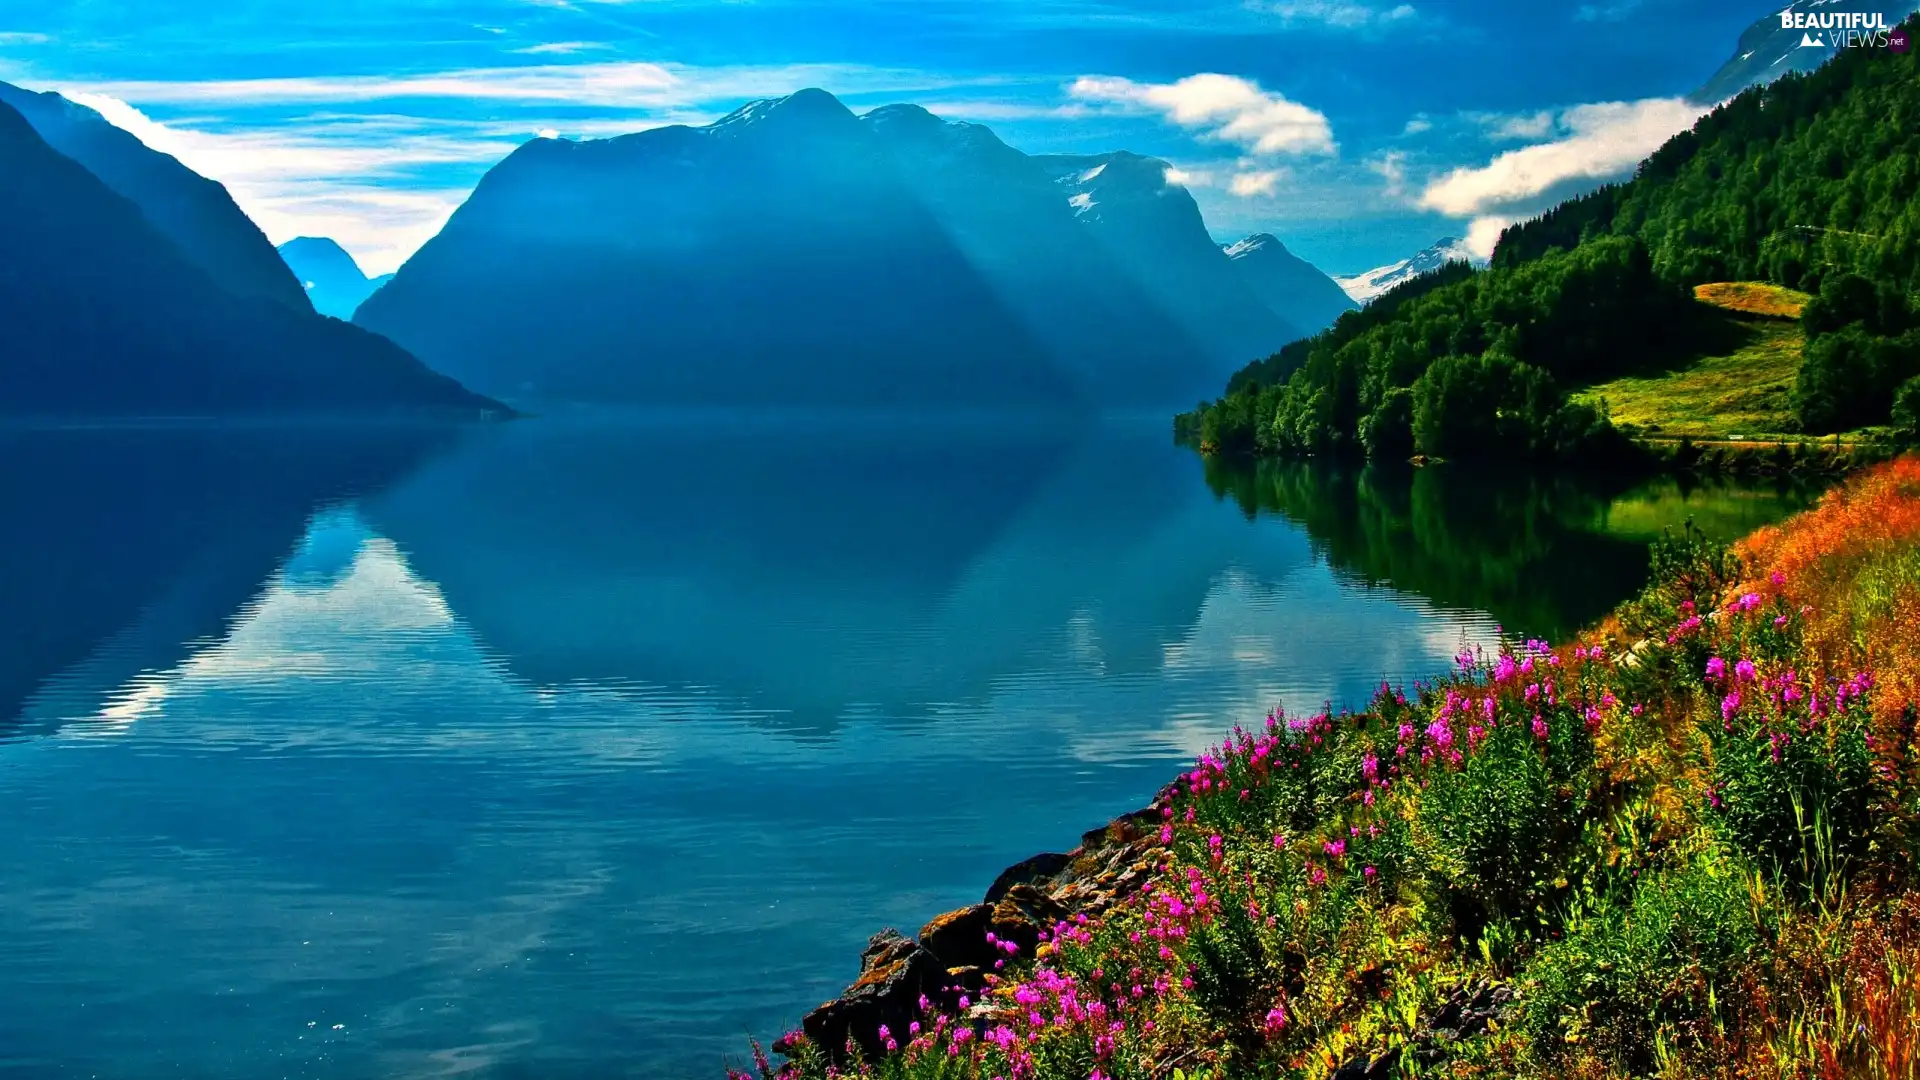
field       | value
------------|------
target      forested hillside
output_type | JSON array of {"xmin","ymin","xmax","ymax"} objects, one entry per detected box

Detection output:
[{"xmin": 1182, "ymin": 22, "xmax": 1920, "ymax": 460}]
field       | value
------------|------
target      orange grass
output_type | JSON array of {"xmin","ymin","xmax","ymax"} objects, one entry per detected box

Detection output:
[
  {"xmin": 1737, "ymin": 896, "xmax": 1920, "ymax": 1080},
  {"xmin": 1695, "ymin": 281, "xmax": 1812, "ymax": 319},
  {"xmin": 1733, "ymin": 456, "xmax": 1920, "ymax": 726}
]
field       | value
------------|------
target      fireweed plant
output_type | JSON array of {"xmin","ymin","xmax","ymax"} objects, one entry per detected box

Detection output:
[{"xmin": 739, "ymin": 458, "xmax": 1920, "ymax": 1080}]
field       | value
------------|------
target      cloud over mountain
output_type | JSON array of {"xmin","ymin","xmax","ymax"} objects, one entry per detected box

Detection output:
[
  {"xmin": 1416, "ymin": 97, "xmax": 1704, "ymax": 218},
  {"xmin": 1069, "ymin": 73, "xmax": 1335, "ymax": 156}
]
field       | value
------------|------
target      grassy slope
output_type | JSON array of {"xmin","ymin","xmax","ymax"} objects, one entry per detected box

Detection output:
[
  {"xmin": 1573, "ymin": 284, "xmax": 1811, "ymax": 441},
  {"xmin": 755, "ymin": 456, "xmax": 1920, "ymax": 1080}
]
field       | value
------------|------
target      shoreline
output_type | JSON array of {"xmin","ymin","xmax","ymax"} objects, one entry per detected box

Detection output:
[{"xmin": 777, "ymin": 783, "xmax": 1181, "ymax": 1062}]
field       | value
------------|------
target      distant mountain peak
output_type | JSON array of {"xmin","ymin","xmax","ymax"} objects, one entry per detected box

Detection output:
[
  {"xmin": 276, "ymin": 236, "xmax": 387, "ymax": 319},
  {"xmin": 1335, "ymin": 237, "xmax": 1483, "ymax": 304},
  {"xmin": 861, "ymin": 102, "xmax": 942, "ymax": 128},
  {"xmin": 711, "ymin": 87, "xmax": 858, "ymax": 138},
  {"xmin": 279, "ymin": 236, "xmax": 356, "ymax": 261},
  {"xmin": 1222, "ymin": 232, "xmax": 1357, "ymax": 336}
]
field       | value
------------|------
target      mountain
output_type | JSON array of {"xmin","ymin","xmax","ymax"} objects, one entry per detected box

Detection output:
[
  {"xmin": 1034, "ymin": 152, "xmax": 1303, "ymax": 364},
  {"xmin": 1223, "ymin": 233, "xmax": 1358, "ymax": 336},
  {"xmin": 1693, "ymin": 0, "xmax": 1919, "ymax": 103},
  {"xmin": 0, "ymin": 98, "xmax": 500, "ymax": 418},
  {"xmin": 356, "ymin": 89, "xmax": 1081, "ymax": 408},
  {"xmin": 859, "ymin": 104, "xmax": 1240, "ymax": 405},
  {"xmin": 1335, "ymin": 237, "xmax": 1484, "ymax": 304},
  {"xmin": 278, "ymin": 237, "xmax": 392, "ymax": 319},
  {"xmin": 0, "ymin": 80, "xmax": 311, "ymax": 313}
]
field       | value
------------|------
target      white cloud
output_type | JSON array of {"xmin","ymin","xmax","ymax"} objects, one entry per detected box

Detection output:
[
  {"xmin": 0, "ymin": 30, "xmax": 50, "ymax": 44},
  {"xmin": 510, "ymin": 41, "xmax": 614, "ymax": 55},
  {"xmin": 1229, "ymin": 169, "xmax": 1284, "ymax": 197},
  {"xmin": 1068, "ymin": 73, "xmax": 1335, "ymax": 156},
  {"xmin": 1164, "ymin": 166, "xmax": 1215, "ymax": 187},
  {"xmin": 1401, "ymin": 115, "xmax": 1432, "ymax": 136},
  {"xmin": 1478, "ymin": 109, "xmax": 1555, "ymax": 140},
  {"xmin": 1464, "ymin": 215, "xmax": 1514, "ymax": 260},
  {"xmin": 62, "ymin": 61, "xmax": 953, "ymax": 110},
  {"xmin": 1418, "ymin": 97, "xmax": 1704, "ymax": 218},
  {"xmin": 1367, "ymin": 150, "xmax": 1408, "ymax": 197},
  {"xmin": 1249, "ymin": 0, "xmax": 1417, "ymax": 28}
]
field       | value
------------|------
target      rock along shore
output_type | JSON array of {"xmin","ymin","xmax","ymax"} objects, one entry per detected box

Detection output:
[{"xmin": 775, "ymin": 782, "xmax": 1182, "ymax": 1062}]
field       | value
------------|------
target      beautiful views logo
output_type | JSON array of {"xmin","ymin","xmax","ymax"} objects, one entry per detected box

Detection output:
[{"xmin": 1778, "ymin": 8, "xmax": 1905, "ymax": 49}]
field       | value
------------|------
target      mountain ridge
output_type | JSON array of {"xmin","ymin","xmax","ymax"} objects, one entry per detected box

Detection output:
[
  {"xmin": 358, "ymin": 88, "xmax": 1309, "ymax": 409},
  {"xmin": 0, "ymin": 79, "xmax": 312, "ymax": 313},
  {"xmin": 0, "ymin": 97, "xmax": 501, "ymax": 420}
]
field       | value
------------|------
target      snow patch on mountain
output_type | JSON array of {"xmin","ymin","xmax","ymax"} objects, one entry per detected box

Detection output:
[{"xmin": 1334, "ymin": 237, "xmax": 1484, "ymax": 304}]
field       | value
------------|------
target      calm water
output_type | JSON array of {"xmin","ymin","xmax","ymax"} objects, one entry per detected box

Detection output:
[{"xmin": 0, "ymin": 415, "xmax": 1811, "ymax": 1079}]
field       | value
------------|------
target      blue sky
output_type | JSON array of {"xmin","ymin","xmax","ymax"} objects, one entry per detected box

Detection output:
[{"xmin": 0, "ymin": 0, "xmax": 1775, "ymax": 275}]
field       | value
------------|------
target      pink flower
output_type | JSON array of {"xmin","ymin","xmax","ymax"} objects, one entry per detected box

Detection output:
[
  {"xmin": 1706, "ymin": 656, "xmax": 1727, "ymax": 681},
  {"xmin": 1263, "ymin": 1005, "xmax": 1288, "ymax": 1034},
  {"xmin": 1735, "ymin": 659, "xmax": 1757, "ymax": 683}
]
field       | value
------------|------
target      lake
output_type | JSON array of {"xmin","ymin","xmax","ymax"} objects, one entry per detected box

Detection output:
[{"xmin": 0, "ymin": 414, "xmax": 1813, "ymax": 1078}]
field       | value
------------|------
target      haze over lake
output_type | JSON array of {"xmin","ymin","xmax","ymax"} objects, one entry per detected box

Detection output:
[{"xmin": 0, "ymin": 413, "xmax": 1810, "ymax": 1078}]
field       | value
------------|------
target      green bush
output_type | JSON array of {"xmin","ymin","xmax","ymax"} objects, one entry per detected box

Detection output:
[
  {"xmin": 1794, "ymin": 325, "xmax": 1920, "ymax": 432},
  {"xmin": 1361, "ymin": 387, "xmax": 1414, "ymax": 460},
  {"xmin": 1411, "ymin": 692, "xmax": 1595, "ymax": 931},
  {"xmin": 1520, "ymin": 845, "xmax": 1765, "ymax": 1073},
  {"xmin": 1892, "ymin": 375, "xmax": 1920, "ymax": 441}
]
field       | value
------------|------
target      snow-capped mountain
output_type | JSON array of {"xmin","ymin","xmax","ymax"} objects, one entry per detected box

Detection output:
[
  {"xmin": 1222, "ymin": 234, "xmax": 1357, "ymax": 337},
  {"xmin": 1334, "ymin": 237, "xmax": 1484, "ymax": 305},
  {"xmin": 1693, "ymin": 0, "xmax": 1919, "ymax": 103}
]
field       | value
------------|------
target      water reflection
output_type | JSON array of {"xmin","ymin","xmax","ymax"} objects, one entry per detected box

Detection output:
[
  {"xmin": 0, "ymin": 416, "xmax": 1812, "ymax": 1078},
  {"xmin": 0, "ymin": 424, "xmax": 455, "ymax": 734},
  {"xmin": 1199, "ymin": 456, "xmax": 1817, "ymax": 641}
]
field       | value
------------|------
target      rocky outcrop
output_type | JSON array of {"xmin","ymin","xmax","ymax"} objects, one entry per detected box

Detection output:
[{"xmin": 778, "ymin": 784, "xmax": 1176, "ymax": 1063}]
